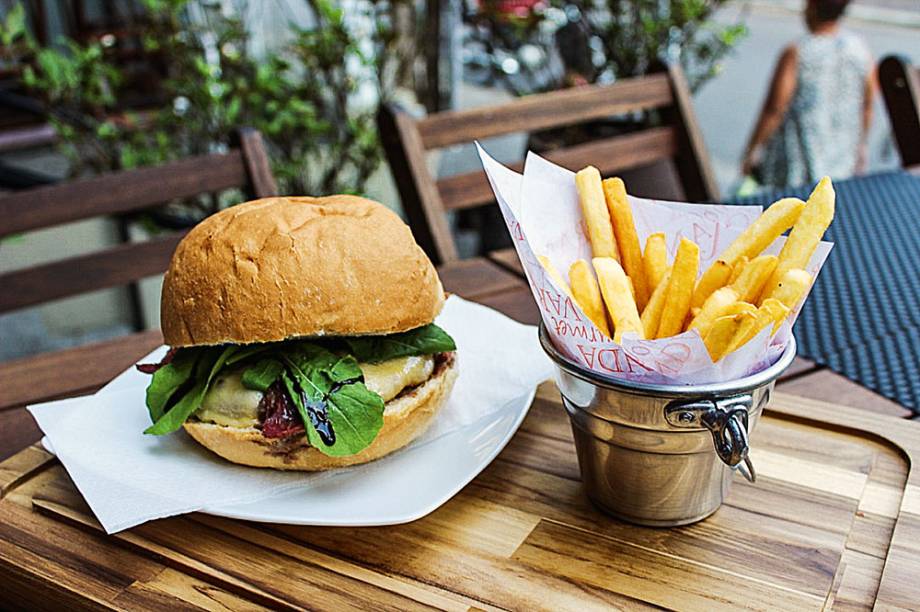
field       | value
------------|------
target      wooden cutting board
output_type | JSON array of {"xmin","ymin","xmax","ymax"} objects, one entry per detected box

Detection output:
[{"xmin": 2, "ymin": 385, "xmax": 919, "ymax": 611}]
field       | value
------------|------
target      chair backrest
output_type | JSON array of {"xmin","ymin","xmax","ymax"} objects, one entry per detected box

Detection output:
[
  {"xmin": 0, "ymin": 128, "xmax": 278, "ymax": 314},
  {"xmin": 379, "ymin": 64, "xmax": 719, "ymax": 264},
  {"xmin": 879, "ymin": 55, "xmax": 920, "ymax": 169}
]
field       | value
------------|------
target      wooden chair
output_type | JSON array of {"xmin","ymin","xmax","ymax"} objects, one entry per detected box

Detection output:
[
  {"xmin": 879, "ymin": 55, "xmax": 920, "ymax": 169},
  {"xmin": 379, "ymin": 64, "xmax": 719, "ymax": 265},
  {"xmin": 0, "ymin": 128, "xmax": 277, "ymax": 327}
]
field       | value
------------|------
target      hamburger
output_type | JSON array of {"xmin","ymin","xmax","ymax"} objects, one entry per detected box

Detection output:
[{"xmin": 138, "ymin": 195, "xmax": 458, "ymax": 470}]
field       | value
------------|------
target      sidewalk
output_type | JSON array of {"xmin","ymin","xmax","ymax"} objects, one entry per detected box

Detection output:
[
  {"xmin": 750, "ymin": 0, "xmax": 920, "ymax": 28},
  {"xmin": 854, "ymin": 0, "xmax": 919, "ymax": 12}
]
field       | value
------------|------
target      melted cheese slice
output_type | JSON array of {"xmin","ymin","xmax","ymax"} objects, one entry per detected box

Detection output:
[
  {"xmin": 194, "ymin": 354, "xmax": 435, "ymax": 427},
  {"xmin": 196, "ymin": 370, "xmax": 263, "ymax": 428},
  {"xmin": 361, "ymin": 355, "xmax": 434, "ymax": 403}
]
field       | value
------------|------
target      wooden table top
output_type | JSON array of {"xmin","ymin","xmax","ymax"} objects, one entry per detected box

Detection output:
[{"xmin": 2, "ymin": 256, "xmax": 920, "ymax": 610}]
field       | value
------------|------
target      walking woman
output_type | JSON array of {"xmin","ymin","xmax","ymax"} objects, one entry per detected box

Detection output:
[{"xmin": 741, "ymin": 0, "xmax": 876, "ymax": 188}]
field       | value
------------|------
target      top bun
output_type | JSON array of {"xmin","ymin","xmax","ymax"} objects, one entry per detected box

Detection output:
[{"xmin": 160, "ymin": 195, "xmax": 445, "ymax": 347}]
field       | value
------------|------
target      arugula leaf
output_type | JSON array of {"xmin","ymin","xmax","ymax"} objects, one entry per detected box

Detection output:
[
  {"xmin": 282, "ymin": 345, "xmax": 384, "ymax": 456},
  {"xmin": 328, "ymin": 354, "xmax": 364, "ymax": 382},
  {"xmin": 343, "ymin": 323, "xmax": 456, "ymax": 363},
  {"xmin": 145, "ymin": 349, "xmax": 198, "ymax": 422},
  {"xmin": 140, "ymin": 323, "xmax": 442, "ymax": 446},
  {"xmin": 225, "ymin": 343, "xmax": 272, "ymax": 366},
  {"xmin": 241, "ymin": 358, "xmax": 284, "ymax": 392},
  {"xmin": 318, "ymin": 383, "xmax": 385, "ymax": 456},
  {"xmin": 144, "ymin": 346, "xmax": 238, "ymax": 435}
]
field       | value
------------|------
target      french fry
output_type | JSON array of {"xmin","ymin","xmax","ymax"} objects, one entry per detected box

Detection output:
[
  {"xmin": 643, "ymin": 232, "xmax": 668, "ymax": 293},
  {"xmin": 722, "ymin": 301, "xmax": 757, "ymax": 317},
  {"xmin": 688, "ymin": 287, "xmax": 739, "ymax": 336},
  {"xmin": 575, "ymin": 167, "xmax": 618, "ymax": 260},
  {"xmin": 728, "ymin": 256, "xmax": 749, "ymax": 284},
  {"xmin": 726, "ymin": 315, "xmax": 762, "ymax": 355},
  {"xmin": 593, "ymin": 257, "xmax": 643, "ymax": 343},
  {"xmin": 569, "ymin": 259, "xmax": 611, "ymax": 337},
  {"xmin": 704, "ymin": 313, "xmax": 751, "ymax": 362},
  {"xmin": 695, "ymin": 196, "xmax": 804, "ymax": 305},
  {"xmin": 641, "ymin": 266, "xmax": 672, "ymax": 338},
  {"xmin": 602, "ymin": 178, "xmax": 649, "ymax": 310},
  {"xmin": 537, "ymin": 255, "xmax": 571, "ymax": 298},
  {"xmin": 690, "ymin": 259, "xmax": 731, "ymax": 310},
  {"xmin": 761, "ymin": 298, "xmax": 791, "ymax": 334},
  {"xmin": 724, "ymin": 196, "xmax": 806, "ymax": 262},
  {"xmin": 766, "ymin": 268, "xmax": 812, "ymax": 313},
  {"xmin": 729, "ymin": 254, "xmax": 777, "ymax": 302},
  {"xmin": 761, "ymin": 178, "xmax": 834, "ymax": 301},
  {"xmin": 727, "ymin": 299, "xmax": 790, "ymax": 353},
  {"xmin": 656, "ymin": 238, "xmax": 700, "ymax": 338}
]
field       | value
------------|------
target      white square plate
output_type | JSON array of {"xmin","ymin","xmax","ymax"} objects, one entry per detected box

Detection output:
[{"xmin": 202, "ymin": 390, "xmax": 536, "ymax": 525}]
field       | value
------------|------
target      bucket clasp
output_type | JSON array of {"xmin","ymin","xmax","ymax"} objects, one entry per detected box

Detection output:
[{"xmin": 665, "ymin": 395, "xmax": 757, "ymax": 482}]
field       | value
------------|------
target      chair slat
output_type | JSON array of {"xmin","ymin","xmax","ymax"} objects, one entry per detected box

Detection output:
[
  {"xmin": 880, "ymin": 55, "xmax": 920, "ymax": 168},
  {"xmin": 437, "ymin": 126, "xmax": 678, "ymax": 211},
  {"xmin": 0, "ymin": 124, "xmax": 57, "ymax": 154},
  {"xmin": 0, "ymin": 233, "xmax": 184, "ymax": 313},
  {"xmin": 417, "ymin": 73, "xmax": 673, "ymax": 149},
  {"xmin": 378, "ymin": 104, "xmax": 459, "ymax": 262},
  {"xmin": 0, "ymin": 330, "xmax": 164, "ymax": 411},
  {"xmin": 661, "ymin": 64, "xmax": 720, "ymax": 202},
  {"xmin": 380, "ymin": 67, "xmax": 716, "ymax": 265},
  {"xmin": 0, "ymin": 151, "xmax": 247, "ymax": 238},
  {"xmin": 235, "ymin": 128, "xmax": 279, "ymax": 198}
]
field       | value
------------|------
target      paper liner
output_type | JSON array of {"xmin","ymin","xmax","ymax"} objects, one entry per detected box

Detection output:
[{"xmin": 477, "ymin": 144, "xmax": 832, "ymax": 384}]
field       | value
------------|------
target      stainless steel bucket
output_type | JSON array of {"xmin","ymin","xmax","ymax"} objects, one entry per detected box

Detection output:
[{"xmin": 539, "ymin": 325, "xmax": 797, "ymax": 527}]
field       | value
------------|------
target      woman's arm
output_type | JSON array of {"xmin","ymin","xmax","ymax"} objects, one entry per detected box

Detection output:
[
  {"xmin": 857, "ymin": 62, "xmax": 877, "ymax": 174},
  {"xmin": 742, "ymin": 45, "xmax": 799, "ymax": 175}
]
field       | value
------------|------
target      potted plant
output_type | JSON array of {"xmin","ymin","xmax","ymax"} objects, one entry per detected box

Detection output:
[
  {"xmin": 0, "ymin": 0, "xmax": 412, "ymax": 228},
  {"xmin": 573, "ymin": 0, "xmax": 747, "ymax": 91}
]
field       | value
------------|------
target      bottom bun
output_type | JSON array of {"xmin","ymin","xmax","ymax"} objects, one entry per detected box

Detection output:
[{"xmin": 183, "ymin": 354, "xmax": 458, "ymax": 471}]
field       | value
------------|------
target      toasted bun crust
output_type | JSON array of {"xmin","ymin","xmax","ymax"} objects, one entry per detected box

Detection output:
[
  {"xmin": 182, "ymin": 356, "xmax": 457, "ymax": 470},
  {"xmin": 161, "ymin": 195, "xmax": 444, "ymax": 347}
]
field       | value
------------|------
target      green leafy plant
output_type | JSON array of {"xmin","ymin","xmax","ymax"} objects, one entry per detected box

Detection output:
[
  {"xmin": 1, "ymin": 0, "xmax": 410, "ymax": 208},
  {"xmin": 142, "ymin": 324, "xmax": 456, "ymax": 457},
  {"xmin": 571, "ymin": 0, "xmax": 748, "ymax": 92}
]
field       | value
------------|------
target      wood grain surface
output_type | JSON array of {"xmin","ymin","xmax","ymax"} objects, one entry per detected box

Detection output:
[
  {"xmin": 1, "ymin": 386, "xmax": 918, "ymax": 610},
  {"xmin": 0, "ymin": 151, "xmax": 248, "ymax": 238},
  {"xmin": 435, "ymin": 127, "xmax": 678, "ymax": 212},
  {"xmin": 380, "ymin": 66, "xmax": 717, "ymax": 265},
  {"xmin": 378, "ymin": 103, "xmax": 459, "ymax": 263},
  {"xmin": 0, "ymin": 233, "xmax": 185, "ymax": 313},
  {"xmin": 416, "ymin": 73, "xmax": 672, "ymax": 149},
  {"xmin": 3, "ymin": 257, "xmax": 918, "ymax": 610}
]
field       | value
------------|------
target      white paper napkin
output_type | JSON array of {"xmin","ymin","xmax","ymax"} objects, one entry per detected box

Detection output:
[{"xmin": 29, "ymin": 295, "xmax": 553, "ymax": 533}]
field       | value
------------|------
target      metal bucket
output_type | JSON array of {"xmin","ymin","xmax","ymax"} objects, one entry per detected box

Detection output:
[{"xmin": 539, "ymin": 325, "xmax": 797, "ymax": 527}]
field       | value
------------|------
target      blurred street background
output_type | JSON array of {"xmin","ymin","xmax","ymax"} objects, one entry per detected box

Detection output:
[
  {"xmin": 1, "ymin": 0, "xmax": 918, "ymax": 360},
  {"xmin": 450, "ymin": 0, "xmax": 920, "ymax": 191},
  {"xmin": 699, "ymin": 0, "xmax": 919, "ymax": 189}
]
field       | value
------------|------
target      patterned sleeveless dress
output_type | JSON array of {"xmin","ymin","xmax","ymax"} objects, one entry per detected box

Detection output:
[{"xmin": 759, "ymin": 30, "xmax": 871, "ymax": 188}]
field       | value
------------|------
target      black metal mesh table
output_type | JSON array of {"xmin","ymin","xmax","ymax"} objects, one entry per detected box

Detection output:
[{"xmin": 732, "ymin": 171, "xmax": 920, "ymax": 414}]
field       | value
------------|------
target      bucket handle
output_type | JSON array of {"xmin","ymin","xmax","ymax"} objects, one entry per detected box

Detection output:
[{"xmin": 665, "ymin": 395, "xmax": 757, "ymax": 482}]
